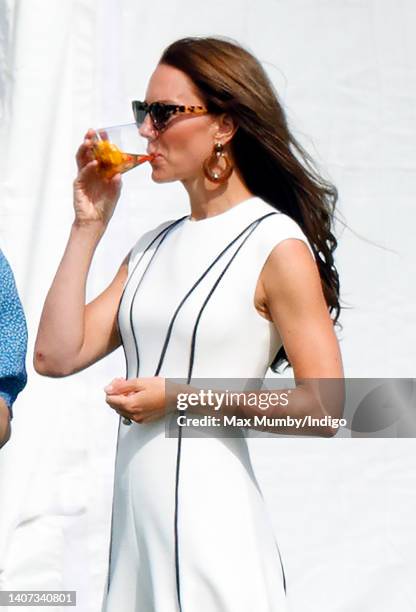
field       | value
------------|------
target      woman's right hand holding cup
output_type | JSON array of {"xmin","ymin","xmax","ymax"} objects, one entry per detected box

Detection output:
[{"xmin": 73, "ymin": 129, "xmax": 122, "ymax": 229}]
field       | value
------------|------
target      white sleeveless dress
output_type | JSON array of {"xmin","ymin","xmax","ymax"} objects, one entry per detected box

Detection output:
[{"xmin": 102, "ymin": 196, "xmax": 315, "ymax": 612}]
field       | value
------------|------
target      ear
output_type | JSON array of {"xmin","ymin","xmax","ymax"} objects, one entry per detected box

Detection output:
[{"xmin": 212, "ymin": 113, "xmax": 238, "ymax": 144}]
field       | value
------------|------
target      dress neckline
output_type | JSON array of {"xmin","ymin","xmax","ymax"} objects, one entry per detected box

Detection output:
[{"xmin": 183, "ymin": 196, "xmax": 259, "ymax": 226}]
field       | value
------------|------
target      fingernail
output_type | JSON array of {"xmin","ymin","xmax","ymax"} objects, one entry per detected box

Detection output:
[{"xmin": 104, "ymin": 385, "xmax": 113, "ymax": 393}]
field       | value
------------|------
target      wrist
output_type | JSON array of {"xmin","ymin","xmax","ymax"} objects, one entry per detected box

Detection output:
[{"xmin": 71, "ymin": 218, "xmax": 106, "ymax": 239}]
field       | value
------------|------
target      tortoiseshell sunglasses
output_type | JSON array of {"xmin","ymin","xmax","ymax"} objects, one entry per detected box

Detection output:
[{"xmin": 132, "ymin": 100, "xmax": 208, "ymax": 132}]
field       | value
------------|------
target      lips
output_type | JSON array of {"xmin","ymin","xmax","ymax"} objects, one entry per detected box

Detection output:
[{"xmin": 149, "ymin": 154, "xmax": 163, "ymax": 165}]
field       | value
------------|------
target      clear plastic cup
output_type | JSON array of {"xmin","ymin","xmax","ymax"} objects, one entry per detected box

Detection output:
[{"xmin": 92, "ymin": 123, "xmax": 154, "ymax": 179}]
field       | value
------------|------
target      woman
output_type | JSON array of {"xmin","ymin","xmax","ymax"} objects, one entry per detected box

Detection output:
[
  {"xmin": 0, "ymin": 249, "xmax": 28, "ymax": 449},
  {"xmin": 34, "ymin": 37, "xmax": 344, "ymax": 612}
]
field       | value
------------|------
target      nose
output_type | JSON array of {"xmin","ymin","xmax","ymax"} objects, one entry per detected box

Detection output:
[{"xmin": 138, "ymin": 113, "xmax": 157, "ymax": 139}]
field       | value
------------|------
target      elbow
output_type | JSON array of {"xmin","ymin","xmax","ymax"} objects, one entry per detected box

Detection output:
[
  {"xmin": 321, "ymin": 425, "xmax": 339, "ymax": 438},
  {"xmin": 319, "ymin": 408, "xmax": 344, "ymax": 437},
  {"xmin": 33, "ymin": 350, "xmax": 73, "ymax": 378},
  {"xmin": 312, "ymin": 382, "xmax": 345, "ymax": 438},
  {"xmin": 316, "ymin": 414, "xmax": 342, "ymax": 437}
]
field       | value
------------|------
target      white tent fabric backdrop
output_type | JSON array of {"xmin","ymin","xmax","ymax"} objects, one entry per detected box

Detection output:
[{"xmin": 0, "ymin": 0, "xmax": 415, "ymax": 611}]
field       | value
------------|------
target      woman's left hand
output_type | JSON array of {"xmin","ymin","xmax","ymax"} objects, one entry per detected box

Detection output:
[{"xmin": 104, "ymin": 376, "xmax": 170, "ymax": 424}]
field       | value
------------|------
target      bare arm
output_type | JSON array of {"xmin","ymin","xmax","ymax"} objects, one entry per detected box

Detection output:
[
  {"xmin": 34, "ymin": 129, "xmax": 128, "ymax": 377},
  {"xmin": 0, "ymin": 397, "xmax": 11, "ymax": 449},
  {"xmin": 241, "ymin": 237, "xmax": 345, "ymax": 435},
  {"xmin": 34, "ymin": 230, "xmax": 129, "ymax": 376},
  {"xmin": 261, "ymin": 239, "xmax": 344, "ymax": 379}
]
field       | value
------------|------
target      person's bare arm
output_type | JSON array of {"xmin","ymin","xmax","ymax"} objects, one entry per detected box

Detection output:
[
  {"xmin": 249, "ymin": 238, "xmax": 345, "ymax": 434},
  {"xmin": 34, "ymin": 240, "xmax": 129, "ymax": 376},
  {"xmin": 0, "ymin": 397, "xmax": 11, "ymax": 449},
  {"xmin": 261, "ymin": 239, "xmax": 344, "ymax": 380},
  {"xmin": 34, "ymin": 128, "xmax": 127, "ymax": 377}
]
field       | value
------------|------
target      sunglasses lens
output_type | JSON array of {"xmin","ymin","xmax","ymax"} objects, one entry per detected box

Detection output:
[
  {"xmin": 132, "ymin": 102, "xmax": 148, "ymax": 127},
  {"xmin": 132, "ymin": 101, "xmax": 177, "ymax": 131},
  {"xmin": 151, "ymin": 104, "xmax": 175, "ymax": 130}
]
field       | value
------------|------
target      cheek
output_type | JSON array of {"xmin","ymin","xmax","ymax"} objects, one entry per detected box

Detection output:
[{"xmin": 161, "ymin": 122, "xmax": 212, "ymax": 170}]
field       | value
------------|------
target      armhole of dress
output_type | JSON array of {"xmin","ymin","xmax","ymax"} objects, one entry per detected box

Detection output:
[
  {"xmin": 256, "ymin": 214, "xmax": 316, "ymax": 270},
  {"xmin": 127, "ymin": 218, "xmax": 179, "ymax": 278}
]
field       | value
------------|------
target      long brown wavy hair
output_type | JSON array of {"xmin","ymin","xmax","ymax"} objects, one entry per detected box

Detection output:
[{"xmin": 160, "ymin": 36, "xmax": 342, "ymax": 372}]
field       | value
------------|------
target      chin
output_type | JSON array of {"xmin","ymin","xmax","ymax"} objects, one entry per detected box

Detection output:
[
  {"xmin": 151, "ymin": 168, "xmax": 178, "ymax": 184},
  {"xmin": 151, "ymin": 174, "xmax": 176, "ymax": 184}
]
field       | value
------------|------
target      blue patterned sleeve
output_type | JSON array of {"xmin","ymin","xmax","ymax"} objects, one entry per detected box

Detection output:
[{"xmin": 0, "ymin": 250, "xmax": 28, "ymax": 419}]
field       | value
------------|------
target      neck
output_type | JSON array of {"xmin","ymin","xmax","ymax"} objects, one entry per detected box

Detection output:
[{"xmin": 181, "ymin": 168, "xmax": 254, "ymax": 221}]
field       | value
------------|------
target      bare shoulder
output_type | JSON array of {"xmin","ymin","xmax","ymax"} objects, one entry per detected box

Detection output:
[
  {"xmin": 263, "ymin": 238, "xmax": 318, "ymax": 285},
  {"xmin": 256, "ymin": 238, "xmax": 320, "ymax": 314}
]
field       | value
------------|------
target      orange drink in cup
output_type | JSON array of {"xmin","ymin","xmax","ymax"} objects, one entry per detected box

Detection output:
[{"xmin": 92, "ymin": 123, "xmax": 154, "ymax": 179}]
